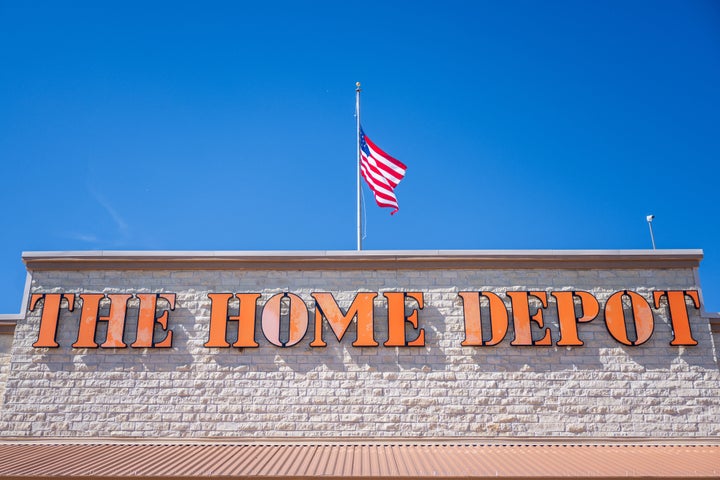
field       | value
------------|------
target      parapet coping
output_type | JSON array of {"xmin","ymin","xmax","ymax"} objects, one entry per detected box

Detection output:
[
  {"xmin": 2, "ymin": 249, "xmax": 712, "ymax": 322},
  {"xmin": 22, "ymin": 249, "xmax": 704, "ymax": 271}
]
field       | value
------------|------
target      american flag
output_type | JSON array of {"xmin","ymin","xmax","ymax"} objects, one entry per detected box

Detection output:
[{"xmin": 360, "ymin": 127, "xmax": 407, "ymax": 215}]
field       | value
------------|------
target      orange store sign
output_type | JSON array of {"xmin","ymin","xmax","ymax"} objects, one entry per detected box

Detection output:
[{"xmin": 28, "ymin": 289, "xmax": 701, "ymax": 349}]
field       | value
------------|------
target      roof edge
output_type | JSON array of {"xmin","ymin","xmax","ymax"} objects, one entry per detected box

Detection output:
[
  {"xmin": 1, "ymin": 435, "xmax": 719, "ymax": 446},
  {"xmin": 21, "ymin": 249, "xmax": 704, "ymax": 271}
]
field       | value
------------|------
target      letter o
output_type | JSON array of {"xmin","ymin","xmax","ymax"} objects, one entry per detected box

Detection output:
[
  {"xmin": 604, "ymin": 290, "xmax": 654, "ymax": 346},
  {"xmin": 261, "ymin": 293, "xmax": 308, "ymax": 347}
]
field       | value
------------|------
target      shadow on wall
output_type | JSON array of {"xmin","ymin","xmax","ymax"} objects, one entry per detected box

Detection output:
[
  {"xmin": 35, "ymin": 302, "xmax": 194, "ymax": 373},
  {"xmin": 210, "ymin": 299, "xmax": 448, "ymax": 374}
]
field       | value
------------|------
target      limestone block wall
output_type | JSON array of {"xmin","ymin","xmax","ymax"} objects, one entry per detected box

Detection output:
[
  {"xmin": 0, "ymin": 334, "xmax": 11, "ymax": 414},
  {"xmin": 1, "ymin": 252, "xmax": 718, "ymax": 438}
]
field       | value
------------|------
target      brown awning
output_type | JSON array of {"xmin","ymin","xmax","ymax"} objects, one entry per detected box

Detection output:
[{"xmin": 0, "ymin": 442, "xmax": 718, "ymax": 479}]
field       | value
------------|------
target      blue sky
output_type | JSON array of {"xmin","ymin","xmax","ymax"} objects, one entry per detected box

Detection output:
[{"xmin": 1, "ymin": 1, "xmax": 719, "ymax": 313}]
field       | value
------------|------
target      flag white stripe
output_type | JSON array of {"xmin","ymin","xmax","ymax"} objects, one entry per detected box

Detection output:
[
  {"xmin": 366, "ymin": 142, "xmax": 406, "ymax": 176},
  {"xmin": 361, "ymin": 156, "xmax": 395, "ymax": 190},
  {"xmin": 365, "ymin": 155, "xmax": 402, "ymax": 187},
  {"xmin": 360, "ymin": 163, "xmax": 398, "ymax": 201},
  {"xmin": 365, "ymin": 143, "xmax": 406, "ymax": 180},
  {"xmin": 360, "ymin": 170, "xmax": 399, "ymax": 209}
]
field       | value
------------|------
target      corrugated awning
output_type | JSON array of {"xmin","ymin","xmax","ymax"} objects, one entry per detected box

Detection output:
[{"xmin": 0, "ymin": 442, "xmax": 719, "ymax": 479}]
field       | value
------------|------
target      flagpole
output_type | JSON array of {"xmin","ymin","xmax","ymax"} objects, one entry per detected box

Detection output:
[{"xmin": 356, "ymin": 82, "xmax": 362, "ymax": 251}]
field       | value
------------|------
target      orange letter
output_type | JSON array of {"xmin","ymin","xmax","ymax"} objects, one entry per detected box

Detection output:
[
  {"xmin": 310, "ymin": 292, "xmax": 378, "ymax": 347},
  {"xmin": 205, "ymin": 293, "xmax": 261, "ymax": 347},
  {"xmin": 604, "ymin": 290, "xmax": 654, "ymax": 346},
  {"xmin": 131, "ymin": 293, "xmax": 176, "ymax": 348},
  {"xmin": 551, "ymin": 291, "xmax": 599, "ymax": 346},
  {"xmin": 72, "ymin": 294, "xmax": 131, "ymax": 348},
  {"xmin": 508, "ymin": 291, "xmax": 552, "ymax": 346},
  {"xmin": 384, "ymin": 292, "xmax": 425, "ymax": 347},
  {"xmin": 31, "ymin": 293, "xmax": 75, "ymax": 348},
  {"xmin": 653, "ymin": 290, "xmax": 700, "ymax": 346},
  {"xmin": 459, "ymin": 291, "xmax": 509, "ymax": 346},
  {"xmin": 261, "ymin": 293, "xmax": 308, "ymax": 347}
]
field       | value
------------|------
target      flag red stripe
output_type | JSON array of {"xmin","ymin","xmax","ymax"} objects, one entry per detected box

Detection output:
[
  {"xmin": 360, "ymin": 161, "xmax": 398, "ymax": 204},
  {"xmin": 360, "ymin": 163, "xmax": 399, "ymax": 209},
  {"xmin": 364, "ymin": 134, "xmax": 406, "ymax": 170},
  {"xmin": 362, "ymin": 154, "xmax": 395, "ymax": 190},
  {"xmin": 365, "ymin": 152, "xmax": 402, "ymax": 187}
]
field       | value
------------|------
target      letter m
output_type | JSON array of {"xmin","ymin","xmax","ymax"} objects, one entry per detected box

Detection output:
[{"xmin": 310, "ymin": 292, "xmax": 378, "ymax": 347}]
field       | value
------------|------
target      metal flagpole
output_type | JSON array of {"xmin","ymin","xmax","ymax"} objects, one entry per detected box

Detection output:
[
  {"xmin": 356, "ymin": 82, "xmax": 362, "ymax": 251},
  {"xmin": 646, "ymin": 215, "xmax": 656, "ymax": 250}
]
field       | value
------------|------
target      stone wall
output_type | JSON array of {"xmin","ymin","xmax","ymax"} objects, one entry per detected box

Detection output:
[
  {"xmin": 0, "ymin": 334, "xmax": 12, "ymax": 414},
  {"xmin": 1, "ymin": 256, "xmax": 718, "ymax": 438}
]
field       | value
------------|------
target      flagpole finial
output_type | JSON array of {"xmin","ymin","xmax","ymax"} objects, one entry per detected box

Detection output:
[{"xmin": 356, "ymin": 82, "xmax": 361, "ymax": 91}]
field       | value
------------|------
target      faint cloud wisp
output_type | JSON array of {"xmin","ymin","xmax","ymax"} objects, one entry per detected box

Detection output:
[{"xmin": 57, "ymin": 186, "xmax": 132, "ymax": 248}]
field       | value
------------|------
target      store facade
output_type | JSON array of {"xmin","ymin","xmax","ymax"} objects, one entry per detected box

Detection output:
[{"xmin": 0, "ymin": 250, "xmax": 718, "ymax": 478}]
